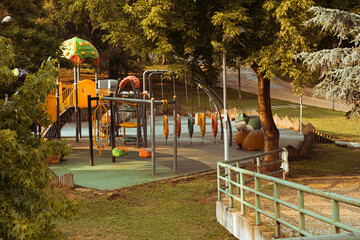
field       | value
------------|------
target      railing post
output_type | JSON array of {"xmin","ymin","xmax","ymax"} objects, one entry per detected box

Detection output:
[
  {"xmin": 236, "ymin": 162, "xmax": 240, "ymax": 194},
  {"xmin": 255, "ymin": 176, "xmax": 261, "ymax": 225},
  {"xmin": 217, "ymin": 164, "xmax": 222, "ymax": 201},
  {"xmin": 240, "ymin": 171, "xmax": 245, "ymax": 215},
  {"xmin": 228, "ymin": 166, "xmax": 233, "ymax": 208},
  {"xmin": 256, "ymin": 157, "xmax": 261, "ymax": 174},
  {"xmin": 332, "ymin": 199, "xmax": 340, "ymax": 234},
  {"xmin": 274, "ymin": 183, "xmax": 281, "ymax": 238},
  {"xmin": 298, "ymin": 190, "xmax": 306, "ymax": 236}
]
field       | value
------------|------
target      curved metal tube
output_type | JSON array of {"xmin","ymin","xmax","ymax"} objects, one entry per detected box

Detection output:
[
  {"xmin": 193, "ymin": 80, "xmax": 232, "ymax": 146},
  {"xmin": 143, "ymin": 70, "xmax": 232, "ymax": 146},
  {"xmin": 143, "ymin": 70, "xmax": 168, "ymax": 96}
]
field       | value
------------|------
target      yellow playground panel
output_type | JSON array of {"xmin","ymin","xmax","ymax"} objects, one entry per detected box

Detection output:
[
  {"xmin": 45, "ymin": 94, "xmax": 57, "ymax": 123},
  {"xmin": 45, "ymin": 79, "xmax": 97, "ymax": 121},
  {"xmin": 78, "ymin": 79, "xmax": 96, "ymax": 108}
]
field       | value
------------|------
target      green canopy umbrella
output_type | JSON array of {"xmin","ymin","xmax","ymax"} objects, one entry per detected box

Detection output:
[
  {"xmin": 60, "ymin": 37, "xmax": 100, "ymax": 143},
  {"xmin": 61, "ymin": 36, "xmax": 99, "ymax": 65}
]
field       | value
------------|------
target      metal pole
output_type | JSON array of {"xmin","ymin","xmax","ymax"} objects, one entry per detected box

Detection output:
[
  {"xmin": 95, "ymin": 66, "xmax": 99, "ymax": 138},
  {"xmin": 331, "ymin": 95, "xmax": 334, "ymax": 110},
  {"xmin": 173, "ymin": 96, "xmax": 177, "ymax": 172},
  {"xmin": 223, "ymin": 51, "xmax": 229, "ymax": 161},
  {"xmin": 77, "ymin": 64, "xmax": 81, "ymax": 82},
  {"xmin": 300, "ymin": 94, "xmax": 303, "ymax": 134},
  {"xmin": 88, "ymin": 94, "xmax": 94, "ymax": 166},
  {"xmin": 74, "ymin": 66, "xmax": 79, "ymax": 142},
  {"xmin": 56, "ymin": 64, "xmax": 61, "ymax": 139},
  {"xmin": 56, "ymin": 83, "xmax": 61, "ymax": 139},
  {"xmin": 161, "ymin": 75, "xmax": 164, "ymax": 99},
  {"xmin": 79, "ymin": 108, "xmax": 82, "ymax": 138},
  {"xmin": 110, "ymin": 94, "xmax": 116, "ymax": 162},
  {"xmin": 185, "ymin": 78, "xmax": 188, "ymax": 106},
  {"xmin": 149, "ymin": 72, "xmax": 164, "ymax": 99},
  {"xmin": 151, "ymin": 98, "xmax": 156, "ymax": 175},
  {"xmin": 172, "ymin": 76, "xmax": 176, "ymax": 96},
  {"xmin": 78, "ymin": 66, "xmax": 82, "ymax": 138},
  {"xmin": 95, "ymin": 65, "xmax": 98, "ymax": 92}
]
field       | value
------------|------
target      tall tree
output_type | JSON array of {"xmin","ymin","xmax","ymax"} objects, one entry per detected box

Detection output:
[
  {"xmin": 0, "ymin": 37, "xmax": 77, "ymax": 239},
  {"xmin": 54, "ymin": 0, "xmax": 142, "ymax": 78},
  {"xmin": 224, "ymin": 0, "xmax": 315, "ymax": 165},
  {"xmin": 87, "ymin": 0, "xmax": 227, "ymax": 82},
  {"xmin": 0, "ymin": 0, "xmax": 60, "ymax": 72},
  {"xmin": 84, "ymin": 0, "xmax": 316, "ymax": 166},
  {"xmin": 298, "ymin": 6, "xmax": 360, "ymax": 119}
]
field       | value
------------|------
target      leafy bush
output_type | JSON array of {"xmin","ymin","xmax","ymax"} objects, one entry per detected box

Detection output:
[
  {"xmin": 0, "ymin": 37, "xmax": 77, "ymax": 240},
  {"xmin": 44, "ymin": 139, "xmax": 72, "ymax": 160}
]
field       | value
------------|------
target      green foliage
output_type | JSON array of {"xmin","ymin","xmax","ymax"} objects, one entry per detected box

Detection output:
[
  {"xmin": 0, "ymin": 38, "xmax": 77, "ymax": 240},
  {"xmin": 0, "ymin": 38, "xmax": 16, "ymax": 89},
  {"xmin": 240, "ymin": 0, "xmax": 317, "ymax": 94},
  {"xmin": 43, "ymin": 139, "xmax": 72, "ymax": 159},
  {"xmin": 86, "ymin": 0, "xmax": 228, "ymax": 82},
  {"xmin": 1, "ymin": 0, "xmax": 61, "ymax": 72},
  {"xmin": 298, "ymin": 6, "xmax": 360, "ymax": 118}
]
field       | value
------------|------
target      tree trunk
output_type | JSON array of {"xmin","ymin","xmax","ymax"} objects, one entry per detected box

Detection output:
[
  {"xmin": 252, "ymin": 67, "xmax": 279, "ymax": 172},
  {"xmin": 238, "ymin": 60, "xmax": 241, "ymax": 100},
  {"xmin": 108, "ymin": 54, "xmax": 121, "ymax": 79}
]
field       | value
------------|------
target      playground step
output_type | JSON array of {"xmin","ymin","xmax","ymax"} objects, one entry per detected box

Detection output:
[{"xmin": 44, "ymin": 106, "xmax": 75, "ymax": 138}]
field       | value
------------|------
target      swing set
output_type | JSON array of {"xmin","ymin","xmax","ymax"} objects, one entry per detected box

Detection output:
[
  {"xmin": 87, "ymin": 75, "xmax": 179, "ymax": 175},
  {"xmin": 145, "ymin": 70, "xmax": 232, "ymax": 146},
  {"xmin": 86, "ymin": 71, "xmax": 232, "ymax": 175}
]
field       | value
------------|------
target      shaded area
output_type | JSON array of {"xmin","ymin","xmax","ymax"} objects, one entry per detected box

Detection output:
[{"xmin": 50, "ymin": 146, "xmax": 212, "ymax": 190}]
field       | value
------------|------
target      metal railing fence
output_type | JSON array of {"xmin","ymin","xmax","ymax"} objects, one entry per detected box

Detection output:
[{"xmin": 217, "ymin": 149, "xmax": 360, "ymax": 238}]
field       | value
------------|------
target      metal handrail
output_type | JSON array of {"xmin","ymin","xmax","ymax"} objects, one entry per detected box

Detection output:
[
  {"xmin": 217, "ymin": 152, "xmax": 360, "ymax": 238},
  {"xmin": 60, "ymin": 85, "xmax": 74, "ymax": 112}
]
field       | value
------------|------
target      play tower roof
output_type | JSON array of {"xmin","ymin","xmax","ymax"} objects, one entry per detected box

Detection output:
[{"xmin": 61, "ymin": 36, "xmax": 99, "ymax": 65}]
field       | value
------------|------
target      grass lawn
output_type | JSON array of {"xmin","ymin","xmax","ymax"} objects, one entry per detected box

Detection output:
[
  {"xmin": 55, "ymin": 143, "xmax": 359, "ymax": 239},
  {"xmin": 57, "ymin": 173, "xmax": 236, "ymax": 240},
  {"xmin": 55, "ymin": 143, "xmax": 359, "ymax": 240},
  {"xmin": 288, "ymin": 143, "xmax": 360, "ymax": 177}
]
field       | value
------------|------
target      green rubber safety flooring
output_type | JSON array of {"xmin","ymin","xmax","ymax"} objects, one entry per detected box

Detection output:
[
  {"xmin": 49, "ymin": 124, "xmax": 306, "ymax": 191},
  {"xmin": 49, "ymin": 147, "xmax": 178, "ymax": 190}
]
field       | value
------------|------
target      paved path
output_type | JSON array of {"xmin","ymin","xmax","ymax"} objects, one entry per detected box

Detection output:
[
  {"xmin": 219, "ymin": 68, "xmax": 352, "ymax": 112},
  {"xmin": 241, "ymin": 176, "xmax": 360, "ymax": 237}
]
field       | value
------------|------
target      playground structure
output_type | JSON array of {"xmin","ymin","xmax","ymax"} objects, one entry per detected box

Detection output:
[
  {"xmin": 87, "ymin": 82, "xmax": 178, "ymax": 175},
  {"xmin": 41, "ymin": 37, "xmax": 237, "ymax": 175},
  {"xmin": 43, "ymin": 36, "xmax": 99, "ymax": 141},
  {"xmin": 85, "ymin": 72, "xmax": 232, "ymax": 175},
  {"xmin": 44, "ymin": 68, "xmax": 233, "ymax": 147}
]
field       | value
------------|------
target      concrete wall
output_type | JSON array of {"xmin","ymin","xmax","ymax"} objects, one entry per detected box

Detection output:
[{"xmin": 216, "ymin": 201, "xmax": 274, "ymax": 240}]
